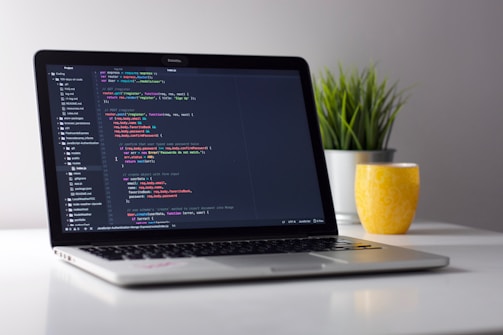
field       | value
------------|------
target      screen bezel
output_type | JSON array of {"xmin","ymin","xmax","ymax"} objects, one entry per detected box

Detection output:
[{"xmin": 34, "ymin": 50, "xmax": 337, "ymax": 246}]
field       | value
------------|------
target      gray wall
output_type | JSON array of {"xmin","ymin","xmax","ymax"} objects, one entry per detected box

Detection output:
[{"xmin": 1, "ymin": 0, "xmax": 502, "ymax": 232}]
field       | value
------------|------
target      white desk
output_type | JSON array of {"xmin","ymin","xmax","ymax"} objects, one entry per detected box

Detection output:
[{"xmin": 2, "ymin": 221, "xmax": 503, "ymax": 335}]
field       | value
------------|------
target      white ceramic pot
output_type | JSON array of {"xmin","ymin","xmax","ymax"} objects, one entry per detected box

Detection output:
[{"xmin": 324, "ymin": 149, "xmax": 395, "ymax": 224}]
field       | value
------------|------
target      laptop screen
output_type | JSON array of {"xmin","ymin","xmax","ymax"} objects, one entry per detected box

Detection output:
[{"xmin": 35, "ymin": 51, "xmax": 336, "ymax": 243}]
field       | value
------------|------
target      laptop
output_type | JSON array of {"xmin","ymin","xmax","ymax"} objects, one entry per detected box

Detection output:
[{"xmin": 34, "ymin": 50, "xmax": 448, "ymax": 286}]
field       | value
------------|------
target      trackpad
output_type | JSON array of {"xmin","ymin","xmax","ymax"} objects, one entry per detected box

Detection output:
[{"xmin": 212, "ymin": 253, "xmax": 331, "ymax": 271}]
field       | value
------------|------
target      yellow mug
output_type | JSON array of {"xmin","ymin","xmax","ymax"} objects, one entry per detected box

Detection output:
[{"xmin": 354, "ymin": 163, "xmax": 420, "ymax": 234}]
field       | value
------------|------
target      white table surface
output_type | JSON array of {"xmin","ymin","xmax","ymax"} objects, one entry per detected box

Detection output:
[{"xmin": 2, "ymin": 221, "xmax": 503, "ymax": 335}]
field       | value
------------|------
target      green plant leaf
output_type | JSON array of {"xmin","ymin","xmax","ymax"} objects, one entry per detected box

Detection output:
[{"xmin": 313, "ymin": 63, "xmax": 412, "ymax": 150}]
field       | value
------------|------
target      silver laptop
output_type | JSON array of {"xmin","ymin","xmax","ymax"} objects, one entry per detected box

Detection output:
[{"xmin": 34, "ymin": 50, "xmax": 448, "ymax": 286}]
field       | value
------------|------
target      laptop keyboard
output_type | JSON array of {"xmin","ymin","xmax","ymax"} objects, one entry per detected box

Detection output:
[{"xmin": 80, "ymin": 237, "xmax": 381, "ymax": 261}]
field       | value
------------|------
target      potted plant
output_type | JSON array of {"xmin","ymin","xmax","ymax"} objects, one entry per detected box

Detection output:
[{"xmin": 313, "ymin": 63, "xmax": 410, "ymax": 223}]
